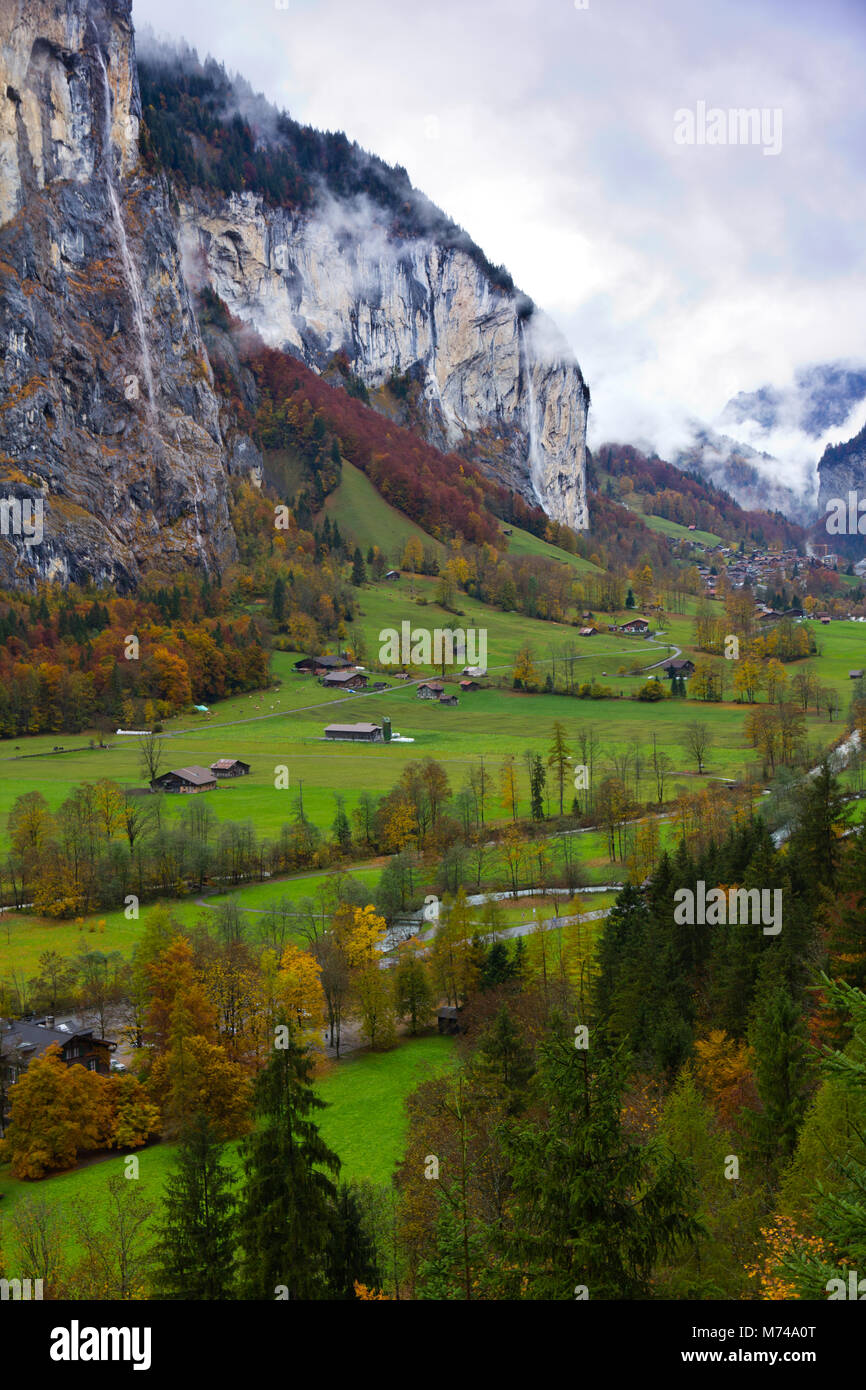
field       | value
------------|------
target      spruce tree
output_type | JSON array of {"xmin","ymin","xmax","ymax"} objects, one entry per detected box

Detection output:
[
  {"xmin": 154, "ymin": 1113, "xmax": 237, "ymax": 1300},
  {"xmin": 788, "ymin": 761, "xmax": 848, "ymax": 897},
  {"xmin": 502, "ymin": 1024, "xmax": 697, "ymax": 1298},
  {"xmin": 237, "ymin": 1025, "xmax": 341, "ymax": 1299},
  {"xmin": 325, "ymin": 1183, "xmax": 381, "ymax": 1298},
  {"xmin": 475, "ymin": 1004, "xmax": 534, "ymax": 1111},
  {"xmin": 748, "ymin": 972, "xmax": 812, "ymax": 1164}
]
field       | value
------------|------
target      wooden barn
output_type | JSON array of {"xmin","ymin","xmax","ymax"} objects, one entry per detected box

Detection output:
[
  {"xmin": 321, "ymin": 670, "xmax": 368, "ymax": 690},
  {"xmin": 151, "ymin": 766, "xmax": 217, "ymax": 794},
  {"xmin": 437, "ymin": 1006, "xmax": 464, "ymax": 1035},
  {"xmin": 210, "ymin": 759, "xmax": 251, "ymax": 778},
  {"xmin": 324, "ymin": 723, "xmax": 383, "ymax": 743},
  {"xmin": 295, "ymin": 654, "xmax": 352, "ymax": 674}
]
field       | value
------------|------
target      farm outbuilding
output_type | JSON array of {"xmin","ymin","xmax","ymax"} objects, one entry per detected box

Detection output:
[
  {"xmin": 295, "ymin": 654, "xmax": 353, "ymax": 674},
  {"xmin": 321, "ymin": 670, "xmax": 368, "ymax": 689},
  {"xmin": 437, "ymin": 1006, "xmax": 464, "ymax": 1035},
  {"xmin": 151, "ymin": 766, "xmax": 217, "ymax": 793},
  {"xmin": 210, "ymin": 759, "xmax": 251, "ymax": 778},
  {"xmin": 324, "ymin": 723, "xmax": 383, "ymax": 742}
]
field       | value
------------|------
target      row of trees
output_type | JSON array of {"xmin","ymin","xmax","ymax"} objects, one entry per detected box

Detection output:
[{"xmin": 0, "ymin": 580, "xmax": 269, "ymax": 736}]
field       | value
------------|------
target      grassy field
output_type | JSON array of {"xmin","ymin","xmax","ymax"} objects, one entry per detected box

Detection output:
[
  {"xmin": 315, "ymin": 1034, "xmax": 454, "ymax": 1182},
  {"xmin": 638, "ymin": 512, "xmax": 723, "ymax": 548},
  {"xmin": 0, "ymin": 1033, "xmax": 454, "ymax": 1276},
  {"xmin": 502, "ymin": 521, "xmax": 603, "ymax": 575},
  {"xmin": 321, "ymin": 458, "xmax": 448, "ymax": 563}
]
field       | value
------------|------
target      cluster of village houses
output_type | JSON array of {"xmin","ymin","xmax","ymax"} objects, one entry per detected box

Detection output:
[{"xmin": 292, "ymin": 651, "xmax": 488, "ymax": 744}]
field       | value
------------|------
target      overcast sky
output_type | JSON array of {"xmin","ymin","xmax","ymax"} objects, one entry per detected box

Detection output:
[{"xmin": 133, "ymin": 0, "xmax": 866, "ymax": 478}]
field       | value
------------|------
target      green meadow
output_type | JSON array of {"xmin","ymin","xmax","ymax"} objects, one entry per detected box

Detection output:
[
  {"xmin": 638, "ymin": 512, "xmax": 723, "ymax": 548},
  {"xmin": 0, "ymin": 1034, "xmax": 455, "ymax": 1276}
]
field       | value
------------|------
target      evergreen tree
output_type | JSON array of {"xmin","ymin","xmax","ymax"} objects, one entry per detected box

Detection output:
[
  {"xmin": 780, "ymin": 977, "xmax": 866, "ymax": 1296},
  {"xmin": 351, "ymin": 547, "xmax": 366, "ymax": 586},
  {"xmin": 529, "ymin": 753, "xmax": 546, "ymax": 821},
  {"xmin": 154, "ymin": 1113, "xmax": 237, "ymax": 1300},
  {"xmin": 480, "ymin": 941, "xmax": 516, "ymax": 990},
  {"xmin": 237, "ymin": 1025, "xmax": 341, "ymax": 1299},
  {"xmin": 749, "ymin": 975, "xmax": 812, "ymax": 1164},
  {"xmin": 331, "ymin": 795, "xmax": 352, "ymax": 853},
  {"xmin": 325, "ymin": 1183, "xmax": 381, "ymax": 1299},
  {"xmin": 787, "ymin": 761, "xmax": 848, "ymax": 898},
  {"xmin": 271, "ymin": 576, "xmax": 286, "ymax": 624},
  {"xmin": 475, "ymin": 1004, "xmax": 534, "ymax": 1111},
  {"xmin": 501, "ymin": 1024, "xmax": 697, "ymax": 1298}
]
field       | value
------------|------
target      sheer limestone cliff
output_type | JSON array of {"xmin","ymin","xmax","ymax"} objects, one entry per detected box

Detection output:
[
  {"xmin": 0, "ymin": 0, "xmax": 245, "ymax": 589},
  {"xmin": 181, "ymin": 190, "xmax": 589, "ymax": 530},
  {"xmin": 0, "ymin": 0, "xmax": 589, "ymax": 591}
]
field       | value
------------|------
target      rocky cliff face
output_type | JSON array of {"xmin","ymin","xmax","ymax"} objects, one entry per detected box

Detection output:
[
  {"xmin": 0, "ymin": 0, "xmax": 248, "ymax": 590},
  {"xmin": 0, "ymin": 0, "xmax": 589, "ymax": 592},
  {"xmin": 181, "ymin": 190, "xmax": 589, "ymax": 530}
]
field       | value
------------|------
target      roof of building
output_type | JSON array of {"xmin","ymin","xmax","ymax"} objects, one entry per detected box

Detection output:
[
  {"xmin": 161, "ymin": 766, "xmax": 217, "ymax": 785},
  {"xmin": 322, "ymin": 669, "xmax": 364, "ymax": 682},
  {"xmin": 210, "ymin": 758, "xmax": 249, "ymax": 770},
  {"xmin": 1, "ymin": 1019, "xmax": 112, "ymax": 1059},
  {"xmin": 325, "ymin": 723, "xmax": 381, "ymax": 734}
]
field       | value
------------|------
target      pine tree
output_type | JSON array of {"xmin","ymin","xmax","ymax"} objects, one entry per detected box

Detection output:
[
  {"xmin": 475, "ymin": 1004, "xmax": 534, "ymax": 1111},
  {"xmin": 480, "ymin": 941, "xmax": 516, "ymax": 990},
  {"xmin": 749, "ymin": 974, "xmax": 812, "ymax": 1164},
  {"xmin": 271, "ymin": 576, "xmax": 286, "ymax": 624},
  {"xmin": 787, "ymin": 761, "xmax": 848, "ymax": 897},
  {"xmin": 779, "ymin": 977, "xmax": 866, "ymax": 1296},
  {"xmin": 325, "ymin": 1183, "xmax": 381, "ymax": 1298},
  {"xmin": 154, "ymin": 1113, "xmax": 237, "ymax": 1300},
  {"xmin": 529, "ymin": 752, "xmax": 546, "ymax": 820},
  {"xmin": 351, "ymin": 547, "xmax": 366, "ymax": 586},
  {"xmin": 501, "ymin": 1024, "xmax": 697, "ymax": 1298},
  {"xmin": 331, "ymin": 795, "xmax": 352, "ymax": 853},
  {"xmin": 237, "ymin": 1025, "xmax": 341, "ymax": 1299}
]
